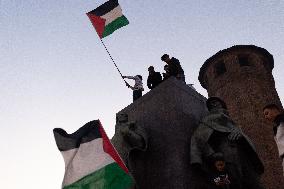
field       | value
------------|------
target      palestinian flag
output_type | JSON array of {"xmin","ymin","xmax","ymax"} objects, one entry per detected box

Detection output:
[
  {"xmin": 53, "ymin": 120, "xmax": 134, "ymax": 189},
  {"xmin": 87, "ymin": 0, "xmax": 129, "ymax": 39}
]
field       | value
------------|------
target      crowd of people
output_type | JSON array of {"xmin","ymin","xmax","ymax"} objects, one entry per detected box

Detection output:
[{"xmin": 123, "ymin": 53, "xmax": 185, "ymax": 102}]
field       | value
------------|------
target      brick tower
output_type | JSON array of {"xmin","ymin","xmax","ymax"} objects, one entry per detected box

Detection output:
[{"xmin": 198, "ymin": 45, "xmax": 283, "ymax": 188}]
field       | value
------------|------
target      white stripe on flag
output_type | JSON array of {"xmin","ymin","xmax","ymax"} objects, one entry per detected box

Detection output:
[
  {"xmin": 61, "ymin": 138, "xmax": 115, "ymax": 187},
  {"xmin": 101, "ymin": 5, "xmax": 123, "ymax": 26}
]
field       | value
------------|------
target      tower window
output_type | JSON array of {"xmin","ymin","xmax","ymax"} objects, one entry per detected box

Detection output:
[
  {"xmin": 214, "ymin": 61, "xmax": 226, "ymax": 77},
  {"xmin": 239, "ymin": 57, "xmax": 250, "ymax": 67}
]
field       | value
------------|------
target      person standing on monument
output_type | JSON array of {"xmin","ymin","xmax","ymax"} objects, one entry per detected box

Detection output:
[
  {"xmin": 190, "ymin": 97, "xmax": 265, "ymax": 189},
  {"xmin": 161, "ymin": 54, "xmax": 185, "ymax": 82},
  {"xmin": 123, "ymin": 75, "xmax": 144, "ymax": 102},
  {"xmin": 263, "ymin": 104, "xmax": 284, "ymax": 175},
  {"xmin": 147, "ymin": 66, "xmax": 162, "ymax": 90},
  {"xmin": 162, "ymin": 65, "xmax": 170, "ymax": 81}
]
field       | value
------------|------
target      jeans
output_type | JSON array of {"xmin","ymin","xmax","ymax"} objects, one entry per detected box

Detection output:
[{"xmin": 133, "ymin": 90, "xmax": 142, "ymax": 102}]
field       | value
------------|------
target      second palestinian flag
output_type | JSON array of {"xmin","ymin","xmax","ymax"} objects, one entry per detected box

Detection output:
[
  {"xmin": 87, "ymin": 0, "xmax": 129, "ymax": 39},
  {"xmin": 53, "ymin": 120, "xmax": 134, "ymax": 189}
]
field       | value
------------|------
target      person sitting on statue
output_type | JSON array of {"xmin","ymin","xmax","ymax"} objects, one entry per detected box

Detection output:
[
  {"xmin": 263, "ymin": 104, "xmax": 284, "ymax": 175},
  {"xmin": 161, "ymin": 54, "xmax": 185, "ymax": 82},
  {"xmin": 190, "ymin": 97, "xmax": 265, "ymax": 189},
  {"xmin": 123, "ymin": 75, "xmax": 144, "ymax": 102}
]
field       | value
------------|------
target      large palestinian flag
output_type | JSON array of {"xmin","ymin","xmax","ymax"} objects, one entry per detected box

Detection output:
[
  {"xmin": 53, "ymin": 120, "xmax": 134, "ymax": 189},
  {"xmin": 86, "ymin": 0, "xmax": 129, "ymax": 39}
]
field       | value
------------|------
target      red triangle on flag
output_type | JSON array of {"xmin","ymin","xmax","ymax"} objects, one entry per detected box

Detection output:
[
  {"xmin": 98, "ymin": 121, "xmax": 129, "ymax": 173},
  {"xmin": 87, "ymin": 14, "xmax": 106, "ymax": 39}
]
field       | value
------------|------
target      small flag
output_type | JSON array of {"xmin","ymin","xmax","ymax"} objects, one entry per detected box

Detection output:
[
  {"xmin": 53, "ymin": 120, "xmax": 134, "ymax": 189},
  {"xmin": 87, "ymin": 0, "xmax": 129, "ymax": 39}
]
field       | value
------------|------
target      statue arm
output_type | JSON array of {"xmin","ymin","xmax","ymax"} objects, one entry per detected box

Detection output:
[
  {"xmin": 121, "ymin": 122, "xmax": 147, "ymax": 151},
  {"xmin": 190, "ymin": 129, "xmax": 215, "ymax": 165},
  {"xmin": 124, "ymin": 130, "xmax": 145, "ymax": 149},
  {"xmin": 190, "ymin": 135, "xmax": 203, "ymax": 165},
  {"xmin": 191, "ymin": 132, "xmax": 216, "ymax": 179}
]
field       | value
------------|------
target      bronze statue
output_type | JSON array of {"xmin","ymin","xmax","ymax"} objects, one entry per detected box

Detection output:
[
  {"xmin": 190, "ymin": 97, "xmax": 265, "ymax": 189},
  {"xmin": 112, "ymin": 113, "xmax": 148, "ymax": 167}
]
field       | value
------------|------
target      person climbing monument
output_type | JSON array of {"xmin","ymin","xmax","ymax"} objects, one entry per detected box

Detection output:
[
  {"xmin": 161, "ymin": 54, "xmax": 185, "ymax": 82},
  {"xmin": 147, "ymin": 66, "xmax": 162, "ymax": 89}
]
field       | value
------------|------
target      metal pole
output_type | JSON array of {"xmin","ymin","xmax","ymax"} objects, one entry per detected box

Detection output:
[
  {"xmin": 99, "ymin": 39, "xmax": 130, "ymax": 87},
  {"xmin": 100, "ymin": 39, "xmax": 124, "ymax": 78}
]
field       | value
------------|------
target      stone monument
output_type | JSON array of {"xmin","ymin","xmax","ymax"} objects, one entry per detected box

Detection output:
[{"xmin": 112, "ymin": 77, "xmax": 207, "ymax": 188}]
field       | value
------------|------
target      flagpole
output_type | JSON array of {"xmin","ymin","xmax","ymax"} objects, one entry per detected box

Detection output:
[
  {"xmin": 86, "ymin": 4, "xmax": 130, "ymax": 87},
  {"xmin": 99, "ymin": 39, "xmax": 130, "ymax": 87},
  {"xmin": 99, "ymin": 39, "xmax": 124, "ymax": 77}
]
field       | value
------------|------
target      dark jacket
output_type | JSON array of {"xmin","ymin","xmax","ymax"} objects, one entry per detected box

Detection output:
[
  {"xmin": 147, "ymin": 72, "xmax": 162, "ymax": 89},
  {"xmin": 168, "ymin": 57, "xmax": 184, "ymax": 77}
]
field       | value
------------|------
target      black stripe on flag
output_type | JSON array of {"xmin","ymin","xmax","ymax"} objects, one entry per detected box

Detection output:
[
  {"xmin": 87, "ymin": 0, "xmax": 119, "ymax": 16},
  {"xmin": 53, "ymin": 120, "xmax": 102, "ymax": 151}
]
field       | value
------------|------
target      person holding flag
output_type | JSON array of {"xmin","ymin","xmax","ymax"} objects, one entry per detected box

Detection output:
[
  {"xmin": 87, "ymin": 0, "xmax": 147, "ymax": 103},
  {"xmin": 87, "ymin": 0, "xmax": 132, "ymax": 88},
  {"xmin": 54, "ymin": 2, "xmax": 136, "ymax": 188},
  {"xmin": 123, "ymin": 75, "xmax": 144, "ymax": 102}
]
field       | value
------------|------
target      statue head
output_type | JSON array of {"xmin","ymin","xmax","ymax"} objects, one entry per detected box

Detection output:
[
  {"xmin": 116, "ymin": 113, "xmax": 128, "ymax": 123},
  {"xmin": 206, "ymin": 97, "xmax": 227, "ymax": 111}
]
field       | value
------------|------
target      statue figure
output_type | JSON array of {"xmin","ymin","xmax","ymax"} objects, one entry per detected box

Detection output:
[
  {"xmin": 190, "ymin": 97, "xmax": 265, "ymax": 189},
  {"xmin": 112, "ymin": 113, "xmax": 148, "ymax": 167}
]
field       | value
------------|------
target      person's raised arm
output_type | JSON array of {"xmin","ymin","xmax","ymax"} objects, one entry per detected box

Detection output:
[{"xmin": 122, "ymin": 76, "xmax": 135, "ymax": 80}]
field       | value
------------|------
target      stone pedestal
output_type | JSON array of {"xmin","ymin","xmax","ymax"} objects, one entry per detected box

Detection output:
[{"xmin": 112, "ymin": 77, "xmax": 207, "ymax": 189}]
